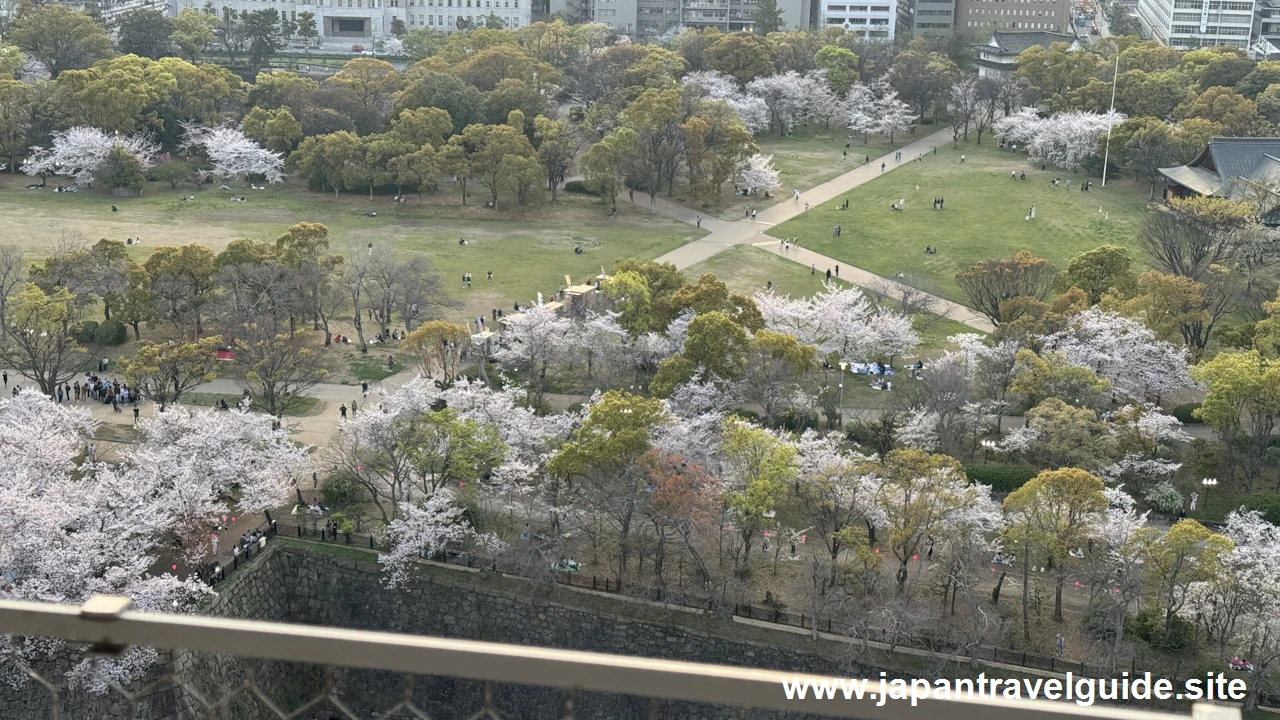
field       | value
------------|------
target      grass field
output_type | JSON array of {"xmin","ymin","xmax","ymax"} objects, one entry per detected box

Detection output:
[
  {"xmin": 182, "ymin": 393, "xmax": 324, "ymax": 416},
  {"xmin": 0, "ymin": 174, "xmax": 702, "ymax": 324},
  {"xmin": 766, "ymin": 139, "xmax": 1154, "ymax": 305},
  {"xmin": 685, "ymin": 244, "xmax": 977, "ymax": 352},
  {"xmin": 689, "ymin": 127, "xmax": 903, "ymax": 221}
]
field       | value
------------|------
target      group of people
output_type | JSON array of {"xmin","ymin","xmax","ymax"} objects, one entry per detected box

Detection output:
[
  {"xmin": 923, "ymin": 246, "xmax": 938, "ymax": 255},
  {"xmin": 932, "ymin": 197, "xmax": 946, "ymax": 210},
  {"xmin": 1009, "ymin": 169, "xmax": 1027, "ymax": 180}
]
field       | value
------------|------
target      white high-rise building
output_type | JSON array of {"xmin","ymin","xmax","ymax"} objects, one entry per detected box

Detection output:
[
  {"xmin": 820, "ymin": 0, "xmax": 898, "ymax": 40},
  {"xmin": 186, "ymin": 0, "xmax": 531, "ymax": 49},
  {"xmin": 1136, "ymin": 0, "xmax": 1255, "ymax": 50}
]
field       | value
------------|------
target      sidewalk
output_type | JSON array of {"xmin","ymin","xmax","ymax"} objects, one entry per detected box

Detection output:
[{"xmin": 635, "ymin": 128, "xmax": 999, "ymax": 331}]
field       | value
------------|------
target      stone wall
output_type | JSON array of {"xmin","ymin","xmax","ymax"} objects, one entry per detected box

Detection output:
[{"xmin": 4, "ymin": 541, "xmax": 878, "ymax": 720}]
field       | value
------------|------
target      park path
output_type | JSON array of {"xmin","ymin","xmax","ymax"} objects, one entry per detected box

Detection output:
[
  {"xmin": 634, "ymin": 127, "xmax": 999, "ymax": 332},
  {"xmin": 752, "ymin": 239, "xmax": 996, "ymax": 332}
]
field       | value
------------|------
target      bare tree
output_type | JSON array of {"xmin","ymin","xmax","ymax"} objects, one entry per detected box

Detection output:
[
  {"xmin": 954, "ymin": 252, "xmax": 1058, "ymax": 326},
  {"xmin": 234, "ymin": 325, "xmax": 329, "ymax": 422},
  {"xmin": 1137, "ymin": 211, "xmax": 1236, "ymax": 281},
  {"xmin": 0, "ymin": 244, "xmax": 26, "ymax": 338},
  {"xmin": 339, "ymin": 249, "xmax": 373, "ymax": 354}
]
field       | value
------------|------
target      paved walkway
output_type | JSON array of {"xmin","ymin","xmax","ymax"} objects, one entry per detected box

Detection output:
[{"xmin": 636, "ymin": 127, "xmax": 997, "ymax": 332}]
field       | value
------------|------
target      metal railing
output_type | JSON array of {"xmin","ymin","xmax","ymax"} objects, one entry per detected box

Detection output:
[{"xmin": 0, "ymin": 596, "xmax": 1246, "ymax": 720}]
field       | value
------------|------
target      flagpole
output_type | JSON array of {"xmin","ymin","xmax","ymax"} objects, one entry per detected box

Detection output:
[{"xmin": 1101, "ymin": 54, "xmax": 1119, "ymax": 187}]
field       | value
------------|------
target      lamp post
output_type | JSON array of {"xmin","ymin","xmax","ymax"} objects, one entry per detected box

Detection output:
[
  {"xmin": 981, "ymin": 438, "xmax": 998, "ymax": 464},
  {"xmin": 838, "ymin": 363, "xmax": 848, "ymax": 424},
  {"xmin": 1201, "ymin": 477, "xmax": 1218, "ymax": 508},
  {"xmin": 1101, "ymin": 53, "xmax": 1120, "ymax": 187}
]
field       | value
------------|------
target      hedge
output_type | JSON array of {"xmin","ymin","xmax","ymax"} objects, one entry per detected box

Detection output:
[
  {"xmin": 72, "ymin": 321, "xmax": 99, "ymax": 345},
  {"xmin": 1240, "ymin": 494, "xmax": 1280, "ymax": 526},
  {"xmin": 1171, "ymin": 402, "xmax": 1202, "ymax": 424},
  {"xmin": 94, "ymin": 319, "xmax": 128, "ymax": 347},
  {"xmin": 965, "ymin": 463, "xmax": 1039, "ymax": 493},
  {"xmin": 563, "ymin": 180, "xmax": 599, "ymax": 196}
]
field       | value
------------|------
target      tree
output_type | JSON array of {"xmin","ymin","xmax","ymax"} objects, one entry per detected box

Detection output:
[
  {"xmin": 0, "ymin": 79, "xmax": 32, "ymax": 173},
  {"xmin": 549, "ymin": 391, "xmax": 669, "ymax": 574},
  {"xmin": 815, "ymin": 45, "xmax": 859, "ymax": 96},
  {"xmin": 10, "ymin": 6, "xmax": 114, "ymax": 77},
  {"xmin": 1138, "ymin": 519, "xmax": 1233, "ymax": 645},
  {"xmin": 534, "ymin": 115, "xmax": 586, "ymax": 203},
  {"xmin": 394, "ymin": 71, "xmax": 485, "ymax": 134},
  {"xmin": 683, "ymin": 311, "xmax": 749, "ymax": 381},
  {"xmin": 0, "ymin": 284, "xmax": 85, "ymax": 395},
  {"xmin": 1192, "ymin": 351, "xmax": 1280, "ymax": 493},
  {"xmin": 706, "ymin": 32, "xmax": 773, "ymax": 88},
  {"xmin": 492, "ymin": 305, "xmax": 577, "ymax": 407},
  {"xmin": 751, "ymin": 0, "xmax": 785, "ymax": 34},
  {"xmin": 1010, "ymin": 349, "xmax": 1112, "ymax": 410},
  {"xmin": 864, "ymin": 449, "xmax": 995, "ymax": 594},
  {"xmin": 1107, "ymin": 117, "xmax": 1181, "ymax": 198},
  {"xmin": 389, "ymin": 106, "xmax": 453, "ymax": 148},
  {"xmin": 739, "ymin": 330, "xmax": 816, "ymax": 425},
  {"xmin": 97, "ymin": 145, "xmax": 146, "ymax": 193},
  {"xmin": 234, "ymin": 327, "xmax": 328, "ymax": 422},
  {"xmin": 747, "ymin": 72, "xmax": 804, "ymax": 136},
  {"xmin": 874, "ymin": 91, "xmax": 915, "ymax": 142},
  {"xmin": 446, "ymin": 122, "xmax": 537, "ymax": 209},
  {"xmin": 1137, "ymin": 210, "xmax": 1236, "ymax": 282},
  {"xmin": 405, "ymin": 320, "xmax": 472, "ymax": 381},
  {"xmin": 1062, "ymin": 245, "xmax": 1136, "ymax": 304},
  {"xmin": 721, "ymin": 419, "xmax": 794, "ymax": 571},
  {"xmin": 738, "ymin": 153, "xmax": 780, "ymax": 193},
  {"xmin": 295, "ymin": 11, "xmax": 318, "ymax": 47},
  {"xmin": 115, "ymin": 266, "xmax": 158, "ymax": 340},
  {"xmin": 389, "ymin": 144, "xmax": 438, "ymax": 200},
  {"xmin": 241, "ymin": 106, "xmax": 303, "ymax": 155},
  {"xmin": 1003, "ymin": 468, "xmax": 1107, "ymax": 626},
  {"xmin": 242, "ymin": 9, "xmax": 286, "ymax": 70},
  {"xmin": 0, "ymin": 393, "xmax": 303, "ymax": 690},
  {"xmin": 117, "ymin": 9, "xmax": 175, "ymax": 60},
  {"xmin": 947, "ymin": 76, "xmax": 979, "ymax": 144},
  {"xmin": 172, "ymin": 8, "xmax": 218, "ymax": 63},
  {"xmin": 955, "ymin": 251, "xmax": 1059, "ymax": 326},
  {"xmin": 1178, "ymin": 86, "xmax": 1258, "ymax": 136},
  {"xmin": 330, "ymin": 57, "xmax": 403, "ymax": 117},
  {"xmin": 24, "ymin": 127, "xmax": 159, "ymax": 186},
  {"xmin": 121, "ymin": 338, "xmax": 222, "ymax": 411},
  {"xmin": 288, "ymin": 131, "xmax": 364, "ymax": 197},
  {"xmin": 144, "ymin": 244, "xmax": 217, "ymax": 336},
  {"xmin": 1043, "ymin": 308, "xmax": 1192, "ymax": 404}
]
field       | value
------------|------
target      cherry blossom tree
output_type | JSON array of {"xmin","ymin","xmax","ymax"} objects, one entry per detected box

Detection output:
[
  {"xmin": 1042, "ymin": 308, "xmax": 1192, "ymax": 403},
  {"xmin": 738, "ymin": 153, "xmax": 779, "ymax": 192},
  {"xmin": 754, "ymin": 283, "xmax": 918, "ymax": 362},
  {"xmin": 845, "ymin": 82, "xmax": 877, "ymax": 143},
  {"xmin": 494, "ymin": 305, "xmax": 578, "ymax": 407},
  {"xmin": 992, "ymin": 106, "xmax": 1042, "ymax": 147},
  {"xmin": 1028, "ymin": 110, "xmax": 1126, "ymax": 170},
  {"xmin": 0, "ymin": 392, "xmax": 300, "ymax": 691},
  {"xmin": 873, "ymin": 91, "xmax": 915, "ymax": 143},
  {"xmin": 683, "ymin": 70, "xmax": 770, "ymax": 133},
  {"xmin": 181, "ymin": 123, "xmax": 284, "ymax": 183},
  {"xmin": 746, "ymin": 71, "xmax": 805, "ymax": 136},
  {"xmin": 379, "ymin": 492, "xmax": 477, "ymax": 589},
  {"xmin": 24, "ymin": 127, "xmax": 159, "ymax": 185}
]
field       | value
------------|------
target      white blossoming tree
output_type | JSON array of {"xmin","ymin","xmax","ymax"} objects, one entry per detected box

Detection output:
[
  {"xmin": 24, "ymin": 127, "xmax": 159, "ymax": 185},
  {"xmin": 181, "ymin": 123, "xmax": 285, "ymax": 183},
  {"xmin": 738, "ymin": 153, "xmax": 780, "ymax": 193}
]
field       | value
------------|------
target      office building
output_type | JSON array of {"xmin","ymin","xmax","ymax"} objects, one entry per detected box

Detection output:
[
  {"xmin": 902, "ymin": 0, "xmax": 956, "ymax": 35},
  {"xmin": 1136, "ymin": 0, "xmax": 1255, "ymax": 50},
  {"xmin": 560, "ymin": 0, "xmax": 811, "ymax": 39},
  {"xmin": 821, "ymin": 0, "xmax": 898, "ymax": 40},
  {"xmin": 956, "ymin": 0, "xmax": 1070, "ymax": 34},
  {"xmin": 188, "ymin": 0, "xmax": 532, "ymax": 48}
]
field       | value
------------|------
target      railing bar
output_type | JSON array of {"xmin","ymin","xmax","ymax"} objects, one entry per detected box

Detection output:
[{"xmin": 0, "ymin": 598, "xmax": 1221, "ymax": 720}]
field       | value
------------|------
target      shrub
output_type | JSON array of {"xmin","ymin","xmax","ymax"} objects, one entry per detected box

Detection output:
[
  {"xmin": 93, "ymin": 319, "xmax": 127, "ymax": 346},
  {"xmin": 563, "ymin": 180, "xmax": 598, "ymax": 196},
  {"xmin": 72, "ymin": 321, "xmax": 99, "ymax": 345},
  {"xmin": 1143, "ymin": 480, "xmax": 1184, "ymax": 515},
  {"xmin": 1125, "ymin": 607, "xmax": 1196, "ymax": 651},
  {"xmin": 1171, "ymin": 402, "xmax": 1203, "ymax": 424},
  {"xmin": 964, "ymin": 463, "xmax": 1038, "ymax": 493},
  {"xmin": 1240, "ymin": 494, "xmax": 1280, "ymax": 526}
]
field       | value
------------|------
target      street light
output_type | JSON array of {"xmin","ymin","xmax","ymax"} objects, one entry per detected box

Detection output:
[
  {"xmin": 981, "ymin": 438, "xmax": 998, "ymax": 464},
  {"xmin": 838, "ymin": 362, "xmax": 848, "ymax": 425},
  {"xmin": 1202, "ymin": 477, "xmax": 1218, "ymax": 507}
]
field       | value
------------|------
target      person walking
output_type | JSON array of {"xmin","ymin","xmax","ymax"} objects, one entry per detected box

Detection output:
[
  {"xmin": 2, "ymin": 371, "xmax": 6, "ymax": 387},
  {"xmin": 751, "ymin": 209, "xmax": 757, "ymax": 220},
  {"xmin": 1055, "ymin": 634, "xmax": 1065, "ymax": 657},
  {"xmin": 825, "ymin": 268, "xmax": 832, "ymax": 281},
  {"xmin": 487, "ymin": 270, "xmax": 493, "ymax": 281},
  {"xmin": 351, "ymin": 400, "xmax": 358, "ymax": 417},
  {"xmin": 835, "ymin": 265, "xmax": 840, "ymax": 277},
  {"xmin": 810, "ymin": 264, "xmax": 816, "ymax": 275},
  {"xmin": 696, "ymin": 215, "xmax": 701, "ymax": 228},
  {"xmin": 339, "ymin": 404, "xmax": 348, "ymax": 420},
  {"xmin": 361, "ymin": 381, "xmax": 369, "ymax": 397},
  {"xmin": 132, "ymin": 406, "xmax": 140, "ymax": 425},
  {"xmin": 880, "ymin": 162, "xmax": 886, "ymax": 172}
]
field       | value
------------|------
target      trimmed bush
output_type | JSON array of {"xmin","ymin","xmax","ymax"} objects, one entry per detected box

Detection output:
[
  {"xmin": 93, "ymin": 319, "xmax": 127, "ymax": 346},
  {"xmin": 72, "ymin": 321, "xmax": 99, "ymax": 345},
  {"xmin": 1240, "ymin": 494, "xmax": 1280, "ymax": 526},
  {"xmin": 965, "ymin": 463, "xmax": 1038, "ymax": 493},
  {"xmin": 1171, "ymin": 402, "xmax": 1202, "ymax": 424},
  {"xmin": 563, "ymin": 180, "xmax": 598, "ymax": 196}
]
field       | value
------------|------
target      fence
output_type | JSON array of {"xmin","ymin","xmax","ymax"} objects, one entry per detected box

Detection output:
[{"xmin": 0, "ymin": 595, "xmax": 1242, "ymax": 720}]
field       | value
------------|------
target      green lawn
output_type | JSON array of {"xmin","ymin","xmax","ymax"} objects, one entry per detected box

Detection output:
[
  {"xmin": 685, "ymin": 244, "xmax": 977, "ymax": 352},
  {"xmin": 0, "ymin": 174, "xmax": 702, "ymax": 324},
  {"xmin": 690, "ymin": 127, "xmax": 904, "ymax": 220},
  {"xmin": 766, "ymin": 139, "xmax": 1154, "ymax": 305},
  {"xmin": 182, "ymin": 393, "xmax": 324, "ymax": 416}
]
